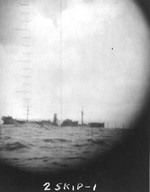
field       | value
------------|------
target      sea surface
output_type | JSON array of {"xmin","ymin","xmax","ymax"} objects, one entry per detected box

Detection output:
[{"xmin": 0, "ymin": 123, "xmax": 128, "ymax": 172}]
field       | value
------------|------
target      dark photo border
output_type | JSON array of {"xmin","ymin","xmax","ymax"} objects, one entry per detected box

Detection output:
[{"xmin": 0, "ymin": 0, "xmax": 149, "ymax": 191}]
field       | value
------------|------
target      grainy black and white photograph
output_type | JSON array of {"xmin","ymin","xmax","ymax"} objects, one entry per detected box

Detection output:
[{"xmin": 0, "ymin": 0, "xmax": 149, "ymax": 192}]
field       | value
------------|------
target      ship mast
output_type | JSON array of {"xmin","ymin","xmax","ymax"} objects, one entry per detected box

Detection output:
[
  {"xmin": 26, "ymin": 105, "xmax": 29, "ymax": 122},
  {"xmin": 81, "ymin": 107, "xmax": 84, "ymax": 126}
]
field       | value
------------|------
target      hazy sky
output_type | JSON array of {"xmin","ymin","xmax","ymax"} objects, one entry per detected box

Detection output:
[{"xmin": 0, "ymin": 0, "xmax": 149, "ymax": 125}]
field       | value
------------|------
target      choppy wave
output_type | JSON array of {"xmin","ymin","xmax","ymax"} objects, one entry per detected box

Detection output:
[
  {"xmin": 43, "ymin": 138, "xmax": 72, "ymax": 143},
  {"xmin": 1, "ymin": 142, "xmax": 29, "ymax": 151},
  {"xmin": 0, "ymin": 125, "xmax": 128, "ymax": 172},
  {"xmin": 87, "ymin": 138, "xmax": 111, "ymax": 146}
]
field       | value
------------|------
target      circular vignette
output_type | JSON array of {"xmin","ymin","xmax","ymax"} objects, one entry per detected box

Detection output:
[{"xmin": 0, "ymin": 0, "xmax": 149, "ymax": 186}]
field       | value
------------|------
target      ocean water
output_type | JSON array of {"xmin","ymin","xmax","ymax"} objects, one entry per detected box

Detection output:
[{"xmin": 0, "ymin": 124, "xmax": 128, "ymax": 172}]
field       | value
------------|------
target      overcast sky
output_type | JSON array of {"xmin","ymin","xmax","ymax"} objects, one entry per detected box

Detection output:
[{"xmin": 0, "ymin": 0, "xmax": 149, "ymax": 126}]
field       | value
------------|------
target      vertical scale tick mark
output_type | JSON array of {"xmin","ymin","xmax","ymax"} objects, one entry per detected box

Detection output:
[{"xmin": 15, "ymin": 0, "xmax": 32, "ymax": 121}]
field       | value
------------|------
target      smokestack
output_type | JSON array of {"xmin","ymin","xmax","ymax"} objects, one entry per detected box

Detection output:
[{"xmin": 53, "ymin": 113, "xmax": 58, "ymax": 126}]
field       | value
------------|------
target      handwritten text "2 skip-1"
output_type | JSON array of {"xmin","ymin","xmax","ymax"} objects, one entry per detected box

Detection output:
[{"xmin": 43, "ymin": 182, "xmax": 97, "ymax": 191}]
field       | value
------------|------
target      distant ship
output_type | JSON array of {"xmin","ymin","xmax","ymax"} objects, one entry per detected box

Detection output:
[
  {"xmin": 88, "ymin": 122, "xmax": 105, "ymax": 128},
  {"xmin": 1, "ymin": 116, "xmax": 26, "ymax": 125}
]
